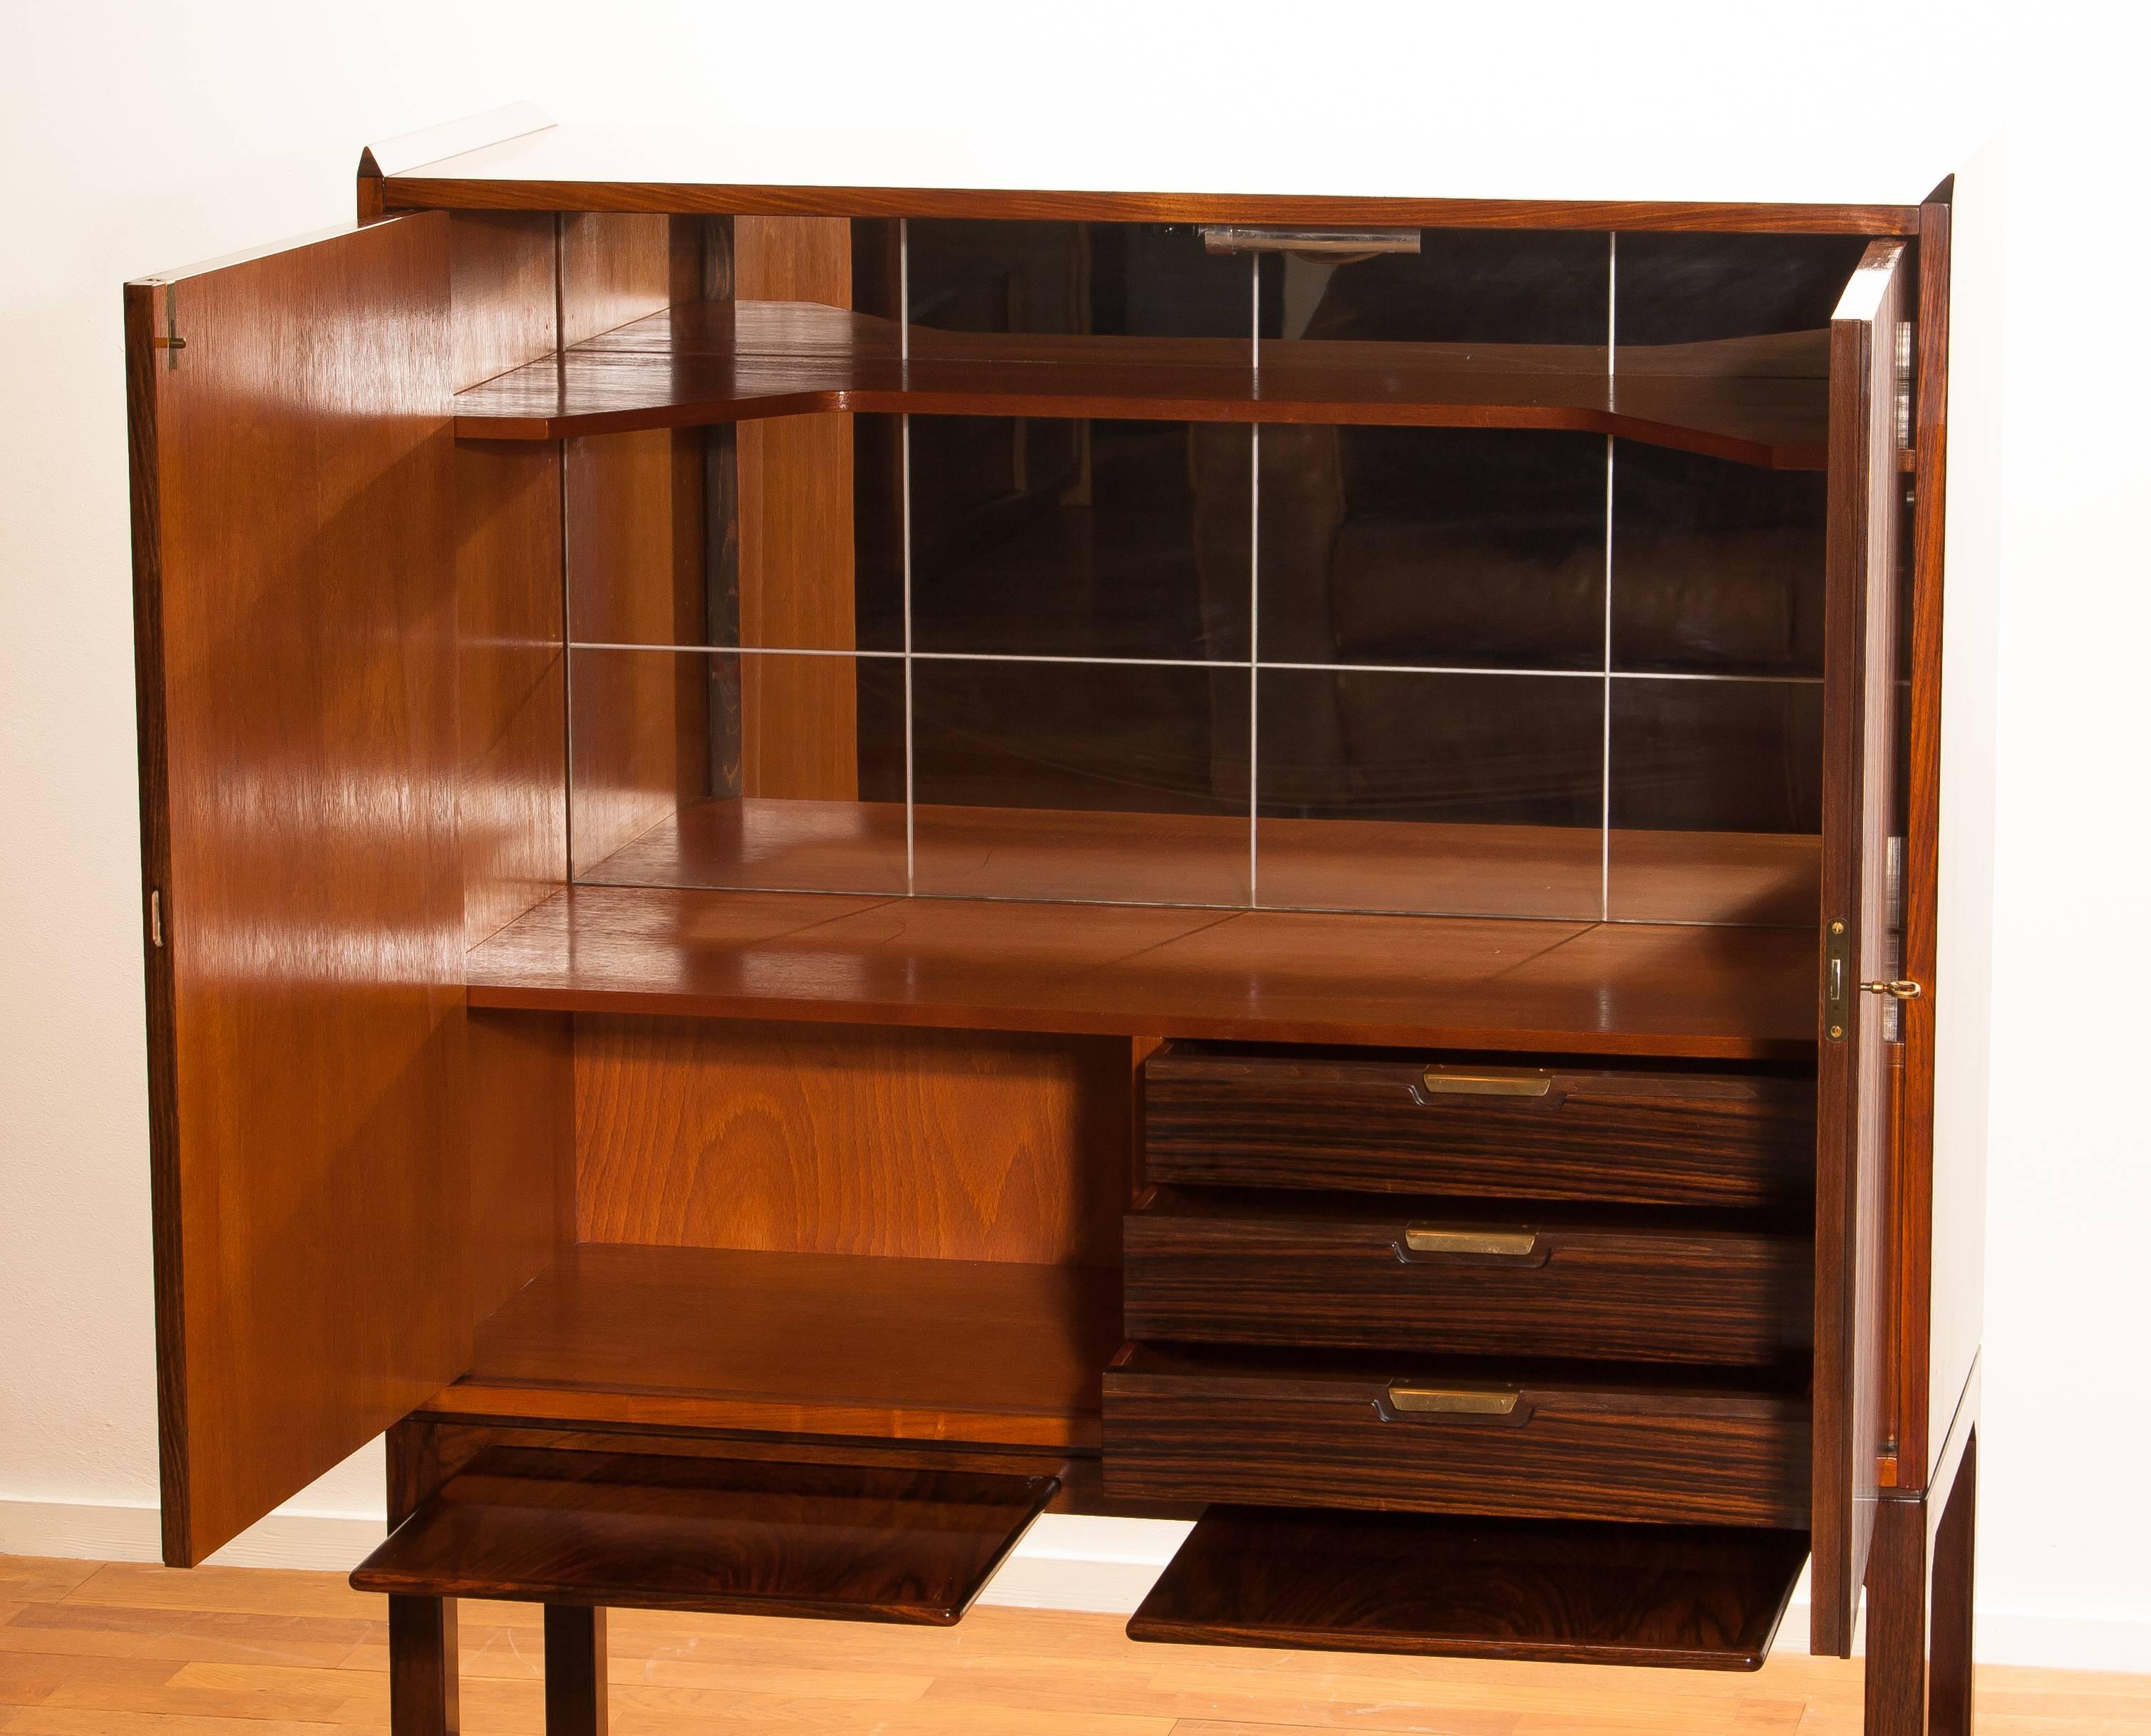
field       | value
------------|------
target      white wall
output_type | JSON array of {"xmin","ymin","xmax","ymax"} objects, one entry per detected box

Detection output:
[{"xmin": 2, "ymin": 0, "xmax": 2145, "ymax": 1674}]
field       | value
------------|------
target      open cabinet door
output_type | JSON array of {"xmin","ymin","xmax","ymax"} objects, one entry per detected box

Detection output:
[
  {"xmin": 127, "ymin": 215, "xmax": 475, "ymax": 1565},
  {"xmin": 1810, "ymin": 237, "xmax": 1912, "ymax": 1655}
]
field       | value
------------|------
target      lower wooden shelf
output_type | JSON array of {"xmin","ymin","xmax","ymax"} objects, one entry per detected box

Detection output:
[
  {"xmin": 424, "ymin": 1243, "xmax": 1121, "ymax": 1450},
  {"xmin": 1130, "ymin": 1506, "xmax": 1810, "ymax": 1670},
  {"xmin": 351, "ymin": 1446, "xmax": 1056, "ymax": 1623}
]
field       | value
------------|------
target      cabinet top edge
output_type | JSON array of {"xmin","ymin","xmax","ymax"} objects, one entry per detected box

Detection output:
[
  {"xmin": 374, "ymin": 123, "xmax": 1936, "ymax": 234},
  {"xmin": 382, "ymin": 175, "xmax": 1922, "ymax": 234}
]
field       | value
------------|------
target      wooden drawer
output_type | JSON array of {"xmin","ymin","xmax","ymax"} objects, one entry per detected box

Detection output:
[
  {"xmin": 1143, "ymin": 1047, "xmax": 1814, "ymax": 1209},
  {"xmin": 1102, "ymin": 1347, "xmax": 1810, "ymax": 1527},
  {"xmin": 1123, "ymin": 1189, "xmax": 1812, "ymax": 1366}
]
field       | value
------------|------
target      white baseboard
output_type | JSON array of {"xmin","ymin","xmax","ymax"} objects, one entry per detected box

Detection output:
[
  {"xmin": 0, "ymin": 1496, "xmax": 383, "ymax": 1569},
  {"xmin": 4, "ymin": 1499, "xmax": 2142, "ymax": 1675}
]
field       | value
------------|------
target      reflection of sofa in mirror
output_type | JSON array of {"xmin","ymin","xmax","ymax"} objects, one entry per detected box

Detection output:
[
  {"xmin": 1188, "ymin": 233, "xmax": 1852, "ymax": 854},
  {"xmin": 876, "ymin": 222, "xmax": 1857, "ymax": 918}
]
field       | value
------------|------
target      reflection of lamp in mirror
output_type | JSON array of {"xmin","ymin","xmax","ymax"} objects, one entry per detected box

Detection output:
[{"xmin": 1199, "ymin": 225, "xmax": 1422, "ymax": 263}]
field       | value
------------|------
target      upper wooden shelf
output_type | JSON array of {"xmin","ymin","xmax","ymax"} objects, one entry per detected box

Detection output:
[
  {"xmin": 465, "ymin": 884, "xmax": 1817, "ymax": 1060},
  {"xmin": 452, "ymin": 301, "xmax": 1831, "ymax": 470}
]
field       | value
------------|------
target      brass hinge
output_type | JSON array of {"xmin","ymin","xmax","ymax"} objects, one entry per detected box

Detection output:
[
  {"xmin": 1823, "ymin": 918, "xmax": 1851, "ymax": 1042},
  {"xmin": 1896, "ymin": 319, "xmax": 1915, "ymax": 449},
  {"xmin": 150, "ymin": 281, "xmax": 185, "ymax": 368},
  {"xmin": 148, "ymin": 888, "xmax": 164, "ymax": 948}
]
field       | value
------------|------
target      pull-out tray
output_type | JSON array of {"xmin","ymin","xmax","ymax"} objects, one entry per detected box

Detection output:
[
  {"xmin": 350, "ymin": 1448, "xmax": 1056, "ymax": 1625},
  {"xmin": 1130, "ymin": 1506, "xmax": 1810, "ymax": 1670}
]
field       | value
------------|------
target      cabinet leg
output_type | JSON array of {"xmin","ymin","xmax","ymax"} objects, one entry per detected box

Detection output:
[
  {"xmin": 386, "ymin": 1594, "xmax": 458, "ymax": 1736},
  {"xmin": 1929, "ymin": 1432, "xmax": 1979, "ymax": 1736},
  {"xmin": 544, "ymin": 1603, "xmax": 609, "ymax": 1735},
  {"xmin": 1864, "ymin": 1494, "xmax": 1929, "ymax": 1735},
  {"xmin": 1862, "ymin": 1427, "xmax": 1978, "ymax": 1735}
]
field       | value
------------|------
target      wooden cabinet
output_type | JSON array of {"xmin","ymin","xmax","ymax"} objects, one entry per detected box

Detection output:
[{"xmin": 125, "ymin": 106, "xmax": 1981, "ymax": 1735}]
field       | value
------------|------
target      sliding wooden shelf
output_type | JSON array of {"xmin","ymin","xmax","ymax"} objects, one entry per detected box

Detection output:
[
  {"xmin": 453, "ymin": 301, "xmax": 1830, "ymax": 469},
  {"xmin": 1128, "ymin": 1506, "xmax": 1810, "ymax": 1670},
  {"xmin": 425, "ymin": 1244, "xmax": 1121, "ymax": 1448},
  {"xmin": 464, "ymin": 884, "xmax": 1817, "ymax": 1060},
  {"xmin": 351, "ymin": 1446, "xmax": 1057, "ymax": 1623}
]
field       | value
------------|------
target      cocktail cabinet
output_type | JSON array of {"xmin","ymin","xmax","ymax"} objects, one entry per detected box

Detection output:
[{"xmin": 125, "ymin": 106, "xmax": 1989, "ymax": 1734}]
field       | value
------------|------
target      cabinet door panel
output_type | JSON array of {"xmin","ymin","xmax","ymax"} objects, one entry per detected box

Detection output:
[
  {"xmin": 128, "ymin": 215, "xmax": 471, "ymax": 1565},
  {"xmin": 1810, "ymin": 237, "xmax": 1910, "ymax": 1655}
]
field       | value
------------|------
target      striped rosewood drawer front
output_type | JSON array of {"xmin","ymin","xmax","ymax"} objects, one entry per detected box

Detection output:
[
  {"xmin": 1123, "ymin": 1190, "xmax": 1812, "ymax": 1366},
  {"xmin": 1102, "ymin": 1348, "xmax": 1810, "ymax": 1528},
  {"xmin": 1142, "ymin": 1048, "xmax": 1815, "ymax": 1209}
]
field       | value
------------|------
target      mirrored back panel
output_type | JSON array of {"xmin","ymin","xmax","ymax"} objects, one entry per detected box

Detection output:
[{"xmin": 562, "ymin": 219, "xmax": 1860, "ymax": 926}]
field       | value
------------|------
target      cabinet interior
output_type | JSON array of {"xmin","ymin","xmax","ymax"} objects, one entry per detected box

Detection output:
[{"xmin": 438, "ymin": 209, "xmax": 1867, "ymax": 1471}]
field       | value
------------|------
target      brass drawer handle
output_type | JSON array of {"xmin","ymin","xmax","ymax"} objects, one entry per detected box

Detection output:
[
  {"xmin": 1404, "ymin": 1225, "xmax": 1539, "ymax": 1259},
  {"xmin": 1387, "ymin": 1383, "xmax": 1522, "ymax": 1417},
  {"xmin": 1420, "ymin": 1068, "xmax": 1552, "ymax": 1098}
]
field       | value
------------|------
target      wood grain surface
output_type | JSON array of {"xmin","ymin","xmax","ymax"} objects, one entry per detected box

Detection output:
[
  {"xmin": 383, "ymin": 1593, "xmax": 456, "ymax": 1736},
  {"xmin": 573, "ymin": 1015, "xmax": 1132, "ymax": 1263},
  {"xmin": 445, "ymin": 209, "xmax": 580, "ymax": 1333},
  {"xmin": 1811, "ymin": 237, "xmax": 1910, "ymax": 1658},
  {"xmin": 559, "ymin": 214, "xmax": 712, "ymax": 875},
  {"xmin": 1129, "ymin": 1508, "xmax": 1810, "ymax": 1670},
  {"xmin": 1103, "ymin": 1347, "xmax": 1811, "ymax": 1526},
  {"xmin": 350, "ymin": 1447, "xmax": 1056, "ymax": 1623},
  {"xmin": 452, "ymin": 301, "xmax": 1830, "ymax": 468},
  {"xmin": 733, "ymin": 223, "xmax": 860, "ymax": 800},
  {"xmin": 385, "ymin": 1417, "xmax": 1106, "ymax": 1529},
  {"xmin": 465, "ymin": 885, "xmax": 1819, "ymax": 1058},
  {"xmin": 378, "ymin": 166, "xmax": 1922, "ymax": 233},
  {"xmin": 433, "ymin": 1242, "xmax": 1121, "ymax": 1448},
  {"xmin": 17, "ymin": 1549, "xmax": 2119, "ymax": 1734},
  {"xmin": 579, "ymin": 799, "xmax": 1820, "ymax": 929},
  {"xmin": 543, "ymin": 1603, "xmax": 607, "ymax": 1734},
  {"xmin": 1897, "ymin": 197, "xmax": 1982, "ymax": 1492},
  {"xmin": 127, "ymin": 216, "xmax": 475, "ymax": 1566},
  {"xmin": 1123, "ymin": 1188, "xmax": 1812, "ymax": 1365},
  {"xmin": 1142, "ymin": 1048, "xmax": 1815, "ymax": 1207}
]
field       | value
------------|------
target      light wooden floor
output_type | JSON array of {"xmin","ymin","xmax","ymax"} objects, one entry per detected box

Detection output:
[{"xmin": 2, "ymin": 1554, "xmax": 2146, "ymax": 1734}]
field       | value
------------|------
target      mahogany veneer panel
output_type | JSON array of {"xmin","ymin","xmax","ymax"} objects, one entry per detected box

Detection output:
[
  {"xmin": 351, "ymin": 1446, "xmax": 1055, "ymax": 1623},
  {"xmin": 1102, "ymin": 1345, "xmax": 1811, "ymax": 1526},
  {"xmin": 445, "ymin": 212, "xmax": 580, "ymax": 1336},
  {"xmin": 127, "ymin": 215, "xmax": 476, "ymax": 1566},
  {"xmin": 433, "ymin": 1243, "xmax": 1120, "ymax": 1447},
  {"xmin": 465, "ymin": 884, "xmax": 1815, "ymax": 1058},
  {"xmin": 1123, "ymin": 1189, "xmax": 1812, "ymax": 1365},
  {"xmin": 573, "ymin": 1015, "xmax": 1130, "ymax": 1264},
  {"xmin": 453, "ymin": 302, "xmax": 1829, "ymax": 469},
  {"xmin": 1129, "ymin": 1507, "xmax": 1809, "ymax": 1670}
]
